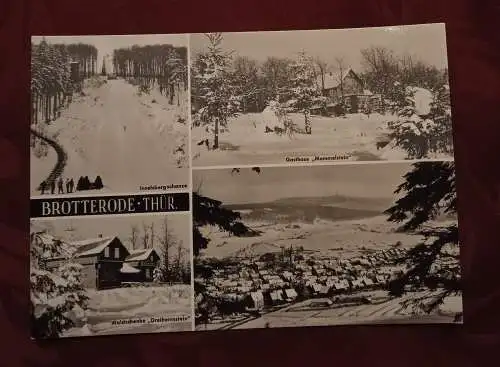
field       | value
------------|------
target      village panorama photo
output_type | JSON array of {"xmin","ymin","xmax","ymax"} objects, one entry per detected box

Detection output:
[
  {"xmin": 193, "ymin": 162, "xmax": 461, "ymax": 330},
  {"xmin": 30, "ymin": 34, "xmax": 190, "ymax": 198},
  {"xmin": 190, "ymin": 23, "xmax": 453, "ymax": 168},
  {"xmin": 30, "ymin": 214, "xmax": 193, "ymax": 338}
]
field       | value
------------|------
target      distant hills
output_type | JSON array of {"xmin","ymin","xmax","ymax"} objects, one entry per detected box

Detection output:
[{"xmin": 223, "ymin": 195, "xmax": 393, "ymax": 224}]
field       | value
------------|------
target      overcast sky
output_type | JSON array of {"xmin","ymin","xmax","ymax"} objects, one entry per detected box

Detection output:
[
  {"xmin": 190, "ymin": 23, "xmax": 448, "ymax": 71},
  {"xmin": 32, "ymin": 34, "xmax": 188, "ymax": 71},
  {"xmin": 194, "ymin": 162, "xmax": 412, "ymax": 205},
  {"xmin": 32, "ymin": 214, "xmax": 190, "ymax": 251}
]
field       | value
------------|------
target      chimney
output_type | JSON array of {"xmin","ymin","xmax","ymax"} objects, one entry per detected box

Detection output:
[{"xmin": 98, "ymin": 234, "xmax": 103, "ymax": 238}]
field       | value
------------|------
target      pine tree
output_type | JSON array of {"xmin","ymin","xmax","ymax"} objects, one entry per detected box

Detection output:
[
  {"xmin": 30, "ymin": 230, "xmax": 89, "ymax": 338},
  {"xmin": 191, "ymin": 33, "xmax": 241, "ymax": 149},
  {"xmin": 384, "ymin": 161, "xmax": 460, "ymax": 317},
  {"xmin": 386, "ymin": 75, "xmax": 452, "ymax": 159},
  {"xmin": 193, "ymin": 193, "xmax": 254, "ymax": 257},
  {"xmin": 112, "ymin": 44, "xmax": 187, "ymax": 100},
  {"xmin": 232, "ymin": 56, "xmax": 262, "ymax": 113},
  {"xmin": 285, "ymin": 52, "xmax": 326, "ymax": 134},
  {"xmin": 101, "ymin": 57, "xmax": 107, "ymax": 76}
]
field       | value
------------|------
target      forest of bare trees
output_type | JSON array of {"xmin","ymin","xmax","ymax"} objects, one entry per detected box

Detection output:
[
  {"xmin": 129, "ymin": 219, "xmax": 190, "ymax": 284},
  {"xmin": 360, "ymin": 46, "xmax": 448, "ymax": 105},
  {"xmin": 112, "ymin": 44, "xmax": 188, "ymax": 105}
]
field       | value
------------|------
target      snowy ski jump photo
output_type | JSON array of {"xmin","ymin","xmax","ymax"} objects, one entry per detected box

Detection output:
[
  {"xmin": 30, "ymin": 214, "xmax": 192, "ymax": 338},
  {"xmin": 192, "ymin": 163, "xmax": 461, "ymax": 330},
  {"xmin": 30, "ymin": 35, "xmax": 190, "ymax": 197},
  {"xmin": 190, "ymin": 24, "xmax": 453, "ymax": 168}
]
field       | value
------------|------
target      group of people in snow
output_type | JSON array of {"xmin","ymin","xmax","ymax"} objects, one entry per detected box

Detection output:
[
  {"xmin": 39, "ymin": 177, "xmax": 74, "ymax": 195},
  {"xmin": 38, "ymin": 175, "xmax": 104, "ymax": 195}
]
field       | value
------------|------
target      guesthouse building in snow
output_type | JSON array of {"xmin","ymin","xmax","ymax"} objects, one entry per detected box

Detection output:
[
  {"xmin": 315, "ymin": 68, "xmax": 382, "ymax": 114},
  {"xmin": 123, "ymin": 248, "xmax": 161, "ymax": 283},
  {"xmin": 34, "ymin": 231, "xmax": 160, "ymax": 290}
]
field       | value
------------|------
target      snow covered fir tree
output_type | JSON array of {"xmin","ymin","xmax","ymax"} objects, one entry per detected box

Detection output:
[
  {"xmin": 284, "ymin": 52, "xmax": 327, "ymax": 134},
  {"xmin": 384, "ymin": 165, "xmax": 459, "ymax": 315},
  {"xmin": 191, "ymin": 33, "xmax": 241, "ymax": 150},
  {"xmin": 30, "ymin": 226, "xmax": 88, "ymax": 339}
]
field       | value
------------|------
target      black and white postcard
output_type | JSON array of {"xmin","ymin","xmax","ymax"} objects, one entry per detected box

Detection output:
[
  {"xmin": 30, "ymin": 214, "xmax": 193, "ymax": 338},
  {"xmin": 190, "ymin": 23, "xmax": 453, "ymax": 168},
  {"xmin": 193, "ymin": 162, "xmax": 461, "ymax": 330},
  {"xmin": 30, "ymin": 34, "xmax": 189, "ymax": 197},
  {"xmin": 29, "ymin": 23, "xmax": 461, "ymax": 340}
]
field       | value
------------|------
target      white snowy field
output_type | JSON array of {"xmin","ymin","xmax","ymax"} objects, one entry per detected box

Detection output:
[
  {"xmin": 228, "ymin": 291, "xmax": 461, "ymax": 330},
  {"xmin": 30, "ymin": 77, "xmax": 189, "ymax": 196},
  {"xmin": 30, "ymin": 147, "xmax": 57, "ymax": 193},
  {"xmin": 64, "ymin": 285, "xmax": 193, "ymax": 337},
  {"xmin": 198, "ymin": 215, "xmax": 433, "ymax": 259},
  {"xmin": 191, "ymin": 112, "xmax": 452, "ymax": 167},
  {"xmin": 195, "ymin": 290, "xmax": 462, "ymax": 331}
]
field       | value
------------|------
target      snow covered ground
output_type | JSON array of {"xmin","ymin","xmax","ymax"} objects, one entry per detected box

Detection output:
[
  {"xmin": 64, "ymin": 285, "xmax": 192, "ymax": 337},
  {"xmin": 30, "ymin": 148, "xmax": 57, "ymax": 193},
  {"xmin": 198, "ymin": 215, "xmax": 428, "ymax": 259},
  {"xmin": 195, "ymin": 290, "xmax": 461, "ymax": 331},
  {"xmin": 30, "ymin": 77, "xmax": 189, "ymax": 196},
  {"xmin": 438, "ymin": 295, "xmax": 463, "ymax": 316},
  {"xmin": 191, "ymin": 112, "xmax": 452, "ymax": 167},
  {"xmin": 229, "ymin": 291, "xmax": 460, "ymax": 330}
]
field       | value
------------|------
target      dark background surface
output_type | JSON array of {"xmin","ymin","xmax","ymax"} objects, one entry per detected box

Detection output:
[{"xmin": 1, "ymin": 0, "xmax": 500, "ymax": 366}]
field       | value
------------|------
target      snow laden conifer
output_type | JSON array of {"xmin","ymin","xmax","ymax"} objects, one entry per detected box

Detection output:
[
  {"xmin": 381, "ymin": 73, "xmax": 459, "ymax": 319},
  {"xmin": 192, "ymin": 33, "xmax": 241, "ymax": 150},
  {"xmin": 285, "ymin": 52, "xmax": 326, "ymax": 134},
  {"xmin": 31, "ymin": 40, "xmax": 72, "ymax": 125},
  {"xmin": 386, "ymin": 80, "xmax": 453, "ymax": 159},
  {"xmin": 193, "ymin": 168, "xmax": 262, "ymax": 257},
  {"xmin": 30, "ymin": 230, "xmax": 89, "ymax": 338},
  {"xmin": 384, "ymin": 161, "xmax": 460, "ymax": 319}
]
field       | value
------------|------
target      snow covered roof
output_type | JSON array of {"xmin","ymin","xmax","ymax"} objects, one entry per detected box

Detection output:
[
  {"xmin": 318, "ymin": 68, "xmax": 358, "ymax": 90},
  {"xmin": 120, "ymin": 263, "xmax": 141, "ymax": 274},
  {"xmin": 250, "ymin": 291, "xmax": 264, "ymax": 302},
  {"xmin": 311, "ymin": 283, "xmax": 323, "ymax": 292},
  {"xmin": 270, "ymin": 291, "xmax": 283, "ymax": 301},
  {"xmin": 71, "ymin": 236, "xmax": 116, "ymax": 257},
  {"xmin": 125, "ymin": 248, "xmax": 158, "ymax": 262},
  {"xmin": 285, "ymin": 288, "xmax": 298, "ymax": 298}
]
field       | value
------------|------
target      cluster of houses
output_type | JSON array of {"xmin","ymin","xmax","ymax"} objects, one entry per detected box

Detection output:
[
  {"xmin": 31, "ymin": 231, "xmax": 160, "ymax": 290},
  {"xmin": 196, "ymin": 246, "xmax": 460, "ymax": 314}
]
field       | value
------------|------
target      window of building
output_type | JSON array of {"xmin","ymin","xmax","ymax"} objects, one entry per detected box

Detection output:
[
  {"xmin": 104, "ymin": 247, "xmax": 110, "ymax": 258},
  {"xmin": 145, "ymin": 268, "xmax": 151, "ymax": 279},
  {"xmin": 114, "ymin": 248, "xmax": 120, "ymax": 259}
]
